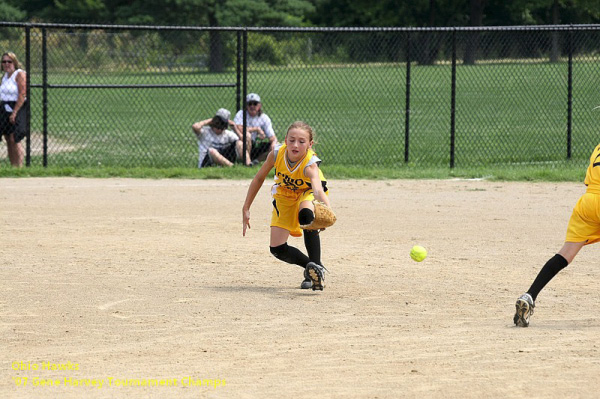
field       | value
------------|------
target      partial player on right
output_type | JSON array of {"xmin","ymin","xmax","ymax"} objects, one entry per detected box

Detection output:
[{"xmin": 514, "ymin": 142, "xmax": 600, "ymax": 327}]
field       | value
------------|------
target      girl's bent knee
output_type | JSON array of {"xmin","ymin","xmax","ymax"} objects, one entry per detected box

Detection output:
[
  {"xmin": 298, "ymin": 208, "xmax": 314, "ymax": 225},
  {"xmin": 270, "ymin": 243, "xmax": 287, "ymax": 259}
]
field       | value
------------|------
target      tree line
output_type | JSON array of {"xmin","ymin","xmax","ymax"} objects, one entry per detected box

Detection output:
[{"xmin": 0, "ymin": 0, "xmax": 598, "ymax": 28}]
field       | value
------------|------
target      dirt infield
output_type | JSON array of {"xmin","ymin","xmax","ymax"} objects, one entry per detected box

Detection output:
[{"xmin": 1, "ymin": 177, "xmax": 599, "ymax": 399}]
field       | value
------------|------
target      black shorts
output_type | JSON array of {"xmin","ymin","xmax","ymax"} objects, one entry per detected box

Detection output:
[
  {"xmin": 201, "ymin": 142, "xmax": 238, "ymax": 167},
  {"xmin": 0, "ymin": 101, "xmax": 28, "ymax": 143},
  {"xmin": 250, "ymin": 142, "xmax": 271, "ymax": 160}
]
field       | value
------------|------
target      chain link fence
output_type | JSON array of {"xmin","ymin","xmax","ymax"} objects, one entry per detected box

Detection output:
[{"xmin": 1, "ymin": 22, "xmax": 599, "ymax": 169}]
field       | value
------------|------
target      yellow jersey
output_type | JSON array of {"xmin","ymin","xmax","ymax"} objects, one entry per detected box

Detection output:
[
  {"xmin": 271, "ymin": 143, "xmax": 327, "ymax": 201},
  {"xmin": 584, "ymin": 143, "xmax": 600, "ymax": 194}
]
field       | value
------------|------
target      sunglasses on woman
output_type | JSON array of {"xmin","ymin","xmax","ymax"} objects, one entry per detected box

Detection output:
[{"xmin": 1, "ymin": 60, "xmax": 13, "ymax": 64}]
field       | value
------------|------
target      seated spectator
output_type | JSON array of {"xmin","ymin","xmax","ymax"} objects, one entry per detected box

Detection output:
[
  {"xmin": 233, "ymin": 93, "xmax": 277, "ymax": 165},
  {"xmin": 192, "ymin": 108, "xmax": 249, "ymax": 168}
]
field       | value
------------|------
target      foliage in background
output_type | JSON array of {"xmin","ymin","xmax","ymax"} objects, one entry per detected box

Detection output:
[
  {"xmin": 309, "ymin": 0, "xmax": 600, "ymax": 28},
  {"xmin": 2, "ymin": 0, "xmax": 600, "ymax": 27},
  {"xmin": 10, "ymin": 0, "xmax": 315, "ymax": 27},
  {"xmin": 0, "ymin": 0, "xmax": 25, "ymax": 21}
]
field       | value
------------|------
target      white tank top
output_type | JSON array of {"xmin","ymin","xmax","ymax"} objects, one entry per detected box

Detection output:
[{"xmin": 1, "ymin": 69, "xmax": 23, "ymax": 102}]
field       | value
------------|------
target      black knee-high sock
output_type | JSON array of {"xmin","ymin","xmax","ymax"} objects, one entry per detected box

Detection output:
[
  {"xmin": 527, "ymin": 254, "xmax": 569, "ymax": 301},
  {"xmin": 298, "ymin": 208, "xmax": 322, "ymax": 265},
  {"xmin": 270, "ymin": 243, "xmax": 309, "ymax": 268},
  {"xmin": 304, "ymin": 230, "xmax": 321, "ymax": 265}
]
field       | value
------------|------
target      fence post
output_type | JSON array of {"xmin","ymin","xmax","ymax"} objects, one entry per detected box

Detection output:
[
  {"xmin": 567, "ymin": 26, "xmax": 573, "ymax": 159},
  {"xmin": 450, "ymin": 28, "xmax": 457, "ymax": 168},
  {"xmin": 42, "ymin": 27, "xmax": 48, "ymax": 167},
  {"xmin": 236, "ymin": 30, "xmax": 242, "ymax": 116},
  {"xmin": 405, "ymin": 32, "xmax": 411, "ymax": 163},
  {"xmin": 25, "ymin": 24, "xmax": 31, "ymax": 167},
  {"xmin": 242, "ymin": 29, "xmax": 248, "ymax": 165}
]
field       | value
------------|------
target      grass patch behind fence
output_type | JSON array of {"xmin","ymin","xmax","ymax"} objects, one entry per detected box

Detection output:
[{"xmin": 3, "ymin": 60, "xmax": 599, "ymax": 173}]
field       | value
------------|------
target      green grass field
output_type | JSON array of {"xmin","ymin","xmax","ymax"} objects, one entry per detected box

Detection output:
[
  {"xmin": 0, "ymin": 163, "xmax": 587, "ymax": 181},
  {"xmin": 3, "ymin": 59, "xmax": 599, "ymax": 179}
]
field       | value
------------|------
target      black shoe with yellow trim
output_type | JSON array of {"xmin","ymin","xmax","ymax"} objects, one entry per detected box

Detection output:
[{"xmin": 305, "ymin": 262, "xmax": 326, "ymax": 291}]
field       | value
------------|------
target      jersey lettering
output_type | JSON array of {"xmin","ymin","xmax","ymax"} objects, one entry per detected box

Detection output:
[
  {"xmin": 272, "ymin": 144, "xmax": 325, "ymax": 198},
  {"xmin": 275, "ymin": 169, "xmax": 305, "ymax": 191},
  {"xmin": 584, "ymin": 144, "xmax": 600, "ymax": 192},
  {"xmin": 593, "ymin": 152, "xmax": 600, "ymax": 167}
]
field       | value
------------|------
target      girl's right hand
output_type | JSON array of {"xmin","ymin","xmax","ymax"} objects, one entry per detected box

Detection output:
[{"xmin": 242, "ymin": 208, "xmax": 251, "ymax": 236}]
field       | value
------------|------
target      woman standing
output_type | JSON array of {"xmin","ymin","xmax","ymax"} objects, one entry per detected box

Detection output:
[{"xmin": 0, "ymin": 52, "xmax": 27, "ymax": 167}]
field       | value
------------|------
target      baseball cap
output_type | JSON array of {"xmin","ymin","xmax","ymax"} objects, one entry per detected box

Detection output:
[
  {"xmin": 246, "ymin": 93, "xmax": 261, "ymax": 103},
  {"xmin": 215, "ymin": 108, "xmax": 231, "ymax": 123}
]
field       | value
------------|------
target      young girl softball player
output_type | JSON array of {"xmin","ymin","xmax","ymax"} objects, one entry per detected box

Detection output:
[
  {"xmin": 242, "ymin": 121, "xmax": 330, "ymax": 291},
  {"xmin": 514, "ymin": 142, "xmax": 600, "ymax": 327}
]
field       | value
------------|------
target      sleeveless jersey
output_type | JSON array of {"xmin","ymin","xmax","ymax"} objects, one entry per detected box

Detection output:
[
  {"xmin": 1, "ymin": 69, "xmax": 23, "ymax": 102},
  {"xmin": 584, "ymin": 143, "xmax": 600, "ymax": 194},
  {"xmin": 271, "ymin": 144, "xmax": 326, "ymax": 200}
]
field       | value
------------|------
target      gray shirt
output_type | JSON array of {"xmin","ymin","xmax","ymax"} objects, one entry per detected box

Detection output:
[
  {"xmin": 233, "ymin": 111, "xmax": 275, "ymax": 142},
  {"xmin": 196, "ymin": 125, "xmax": 239, "ymax": 168}
]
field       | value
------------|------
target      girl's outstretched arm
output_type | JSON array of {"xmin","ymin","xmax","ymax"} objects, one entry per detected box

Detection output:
[
  {"xmin": 305, "ymin": 163, "xmax": 330, "ymax": 207},
  {"xmin": 242, "ymin": 150, "xmax": 275, "ymax": 236}
]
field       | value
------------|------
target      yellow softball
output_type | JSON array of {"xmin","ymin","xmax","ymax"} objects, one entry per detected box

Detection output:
[{"xmin": 410, "ymin": 245, "xmax": 427, "ymax": 262}]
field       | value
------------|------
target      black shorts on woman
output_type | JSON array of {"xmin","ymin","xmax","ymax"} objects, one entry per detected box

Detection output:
[{"xmin": 0, "ymin": 100, "xmax": 28, "ymax": 143}]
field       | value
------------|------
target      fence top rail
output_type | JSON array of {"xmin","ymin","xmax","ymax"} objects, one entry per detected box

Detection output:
[
  {"xmin": 247, "ymin": 24, "xmax": 600, "ymax": 33},
  {"xmin": 30, "ymin": 83, "xmax": 236, "ymax": 89},
  {"xmin": 0, "ymin": 21, "xmax": 244, "ymax": 31},
  {"xmin": 2, "ymin": 21, "xmax": 600, "ymax": 33}
]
